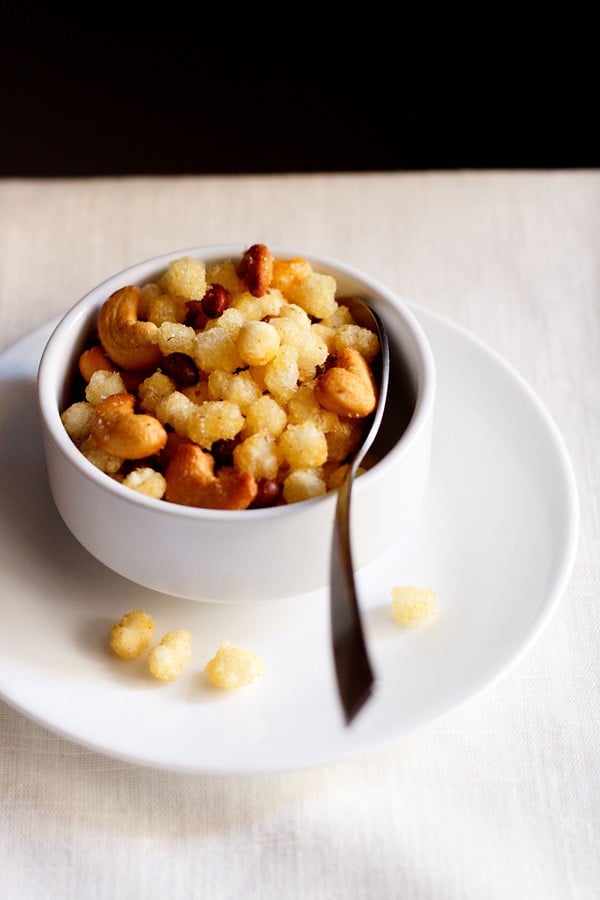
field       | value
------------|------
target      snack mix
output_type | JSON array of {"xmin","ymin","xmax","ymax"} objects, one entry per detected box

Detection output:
[
  {"xmin": 61, "ymin": 244, "xmax": 381, "ymax": 510},
  {"xmin": 109, "ymin": 609, "xmax": 264, "ymax": 689}
]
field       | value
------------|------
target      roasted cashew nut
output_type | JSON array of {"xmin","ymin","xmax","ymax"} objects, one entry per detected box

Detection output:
[
  {"xmin": 165, "ymin": 443, "xmax": 257, "ymax": 510},
  {"xmin": 78, "ymin": 344, "xmax": 148, "ymax": 393},
  {"xmin": 91, "ymin": 393, "xmax": 168, "ymax": 459},
  {"xmin": 313, "ymin": 347, "xmax": 377, "ymax": 418},
  {"xmin": 97, "ymin": 285, "xmax": 162, "ymax": 371},
  {"xmin": 79, "ymin": 345, "xmax": 116, "ymax": 382}
]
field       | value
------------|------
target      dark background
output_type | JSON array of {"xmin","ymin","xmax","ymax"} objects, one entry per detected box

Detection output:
[{"xmin": 2, "ymin": 9, "xmax": 597, "ymax": 178}]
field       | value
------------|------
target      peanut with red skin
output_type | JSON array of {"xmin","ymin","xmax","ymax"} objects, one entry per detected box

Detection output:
[
  {"xmin": 202, "ymin": 284, "xmax": 229, "ymax": 318},
  {"xmin": 237, "ymin": 244, "xmax": 274, "ymax": 297},
  {"xmin": 185, "ymin": 299, "xmax": 208, "ymax": 330},
  {"xmin": 250, "ymin": 478, "xmax": 282, "ymax": 508},
  {"xmin": 160, "ymin": 352, "xmax": 199, "ymax": 386}
]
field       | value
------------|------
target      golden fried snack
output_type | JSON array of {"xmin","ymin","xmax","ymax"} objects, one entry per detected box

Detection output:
[
  {"xmin": 204, "ymin": 641, "xmax": 265, "ymax": 690},
  {"xmin": 391, "ymin": 586, "xmax": 438, "ymax": 628},
  {"xmin": 110, "ymin": 610, "xmax": 155, "ymax": 659},
  {"xmin": 148, "ymin": 630, "xmax": 192, "ymax": 682}
]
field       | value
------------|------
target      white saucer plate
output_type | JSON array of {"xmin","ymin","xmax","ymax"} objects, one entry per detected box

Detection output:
[{"xmin": 0, "ymin": 306, "xmax": 579, "ymax": 774}]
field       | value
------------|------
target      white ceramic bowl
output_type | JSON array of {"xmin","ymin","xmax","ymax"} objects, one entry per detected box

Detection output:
[{"xmin": 37, "ymin": 244, "xmax": 436, "ymax": 602}]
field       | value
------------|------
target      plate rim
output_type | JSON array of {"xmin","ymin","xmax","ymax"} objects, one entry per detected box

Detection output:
[{"xmin": 0, "ymin": 304, "xmax": 580, "ymax": 773}]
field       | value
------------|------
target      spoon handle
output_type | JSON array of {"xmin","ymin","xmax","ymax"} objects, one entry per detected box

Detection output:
[
  {"xmin": 329, "ymin": 299, "xmax": 389, "ymax": 725},
  {"xmin": 330, "ymin": 470, "xmax": 375, "ymax": 724}
]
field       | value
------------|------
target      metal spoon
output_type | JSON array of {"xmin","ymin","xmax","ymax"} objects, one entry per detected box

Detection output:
[{"xmin": 330, "ymin": 298, "xmax": 390, "ymax": 725}]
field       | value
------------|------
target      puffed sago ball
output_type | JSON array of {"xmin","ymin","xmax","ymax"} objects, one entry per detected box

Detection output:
[
  {"xmin": 207, "ymin": 369, "xmax": 262, "ymax": 410},
  {"xmin": 242, "ymin": 394, "xmax": 287, "ymax": 438},
  {"xmin": 193, "ymin": 326, "xmax": 243, "ymax": 374},
  {"xmin": 278, "ymin": 421, "xmax": 328, "ymax": 469},
  {"xmin": 158, "ymin": 255, "xmax": 206, "ymax": 300},
  {"xmin": 156, "ymin": 321, "xmax": 196, "ymax": 355},
  {"xmin": 110, "ymin": 610, "xmax": 155, "ymax": 659},
  {"xmin": 232, "ymin": 289, "xmax": 284, "ymax": 321},
  {"xmin": 270, "ymin": 317, "xmax": 328, "ymax": 374},
  {"xmin": 182, "ymin": 381, "xmax": 210, "ymax": 405},
  {"xmin": 297, "ymin": 330, "xmax": 329, "ymax": 377},
  {"xmin": 138, "ymin": 372, "xmax": 176, "ymax": 414},
  {"xmin": 209, "ymin": 306, "xmax": 245, "ymax": 339},
  {"xmin": 85, "ymin": 370, "xmax": 126, "ymax": 405},
  {"xmin": 79, "ymin": 435, "xmax": 123, "ymax": 474},
  {"xmin": 391, "ymin": 586, "xmax": 439, "ymax": 628},
  {"xmin": 325, "ymin": 418, "xmax": 363, "ymax": 462},
  {"xmin": 206, "ymin": 259, "xmax": 243, "ymax": 293},
  {"xmin": 286, "ymin": 384, "xmax": 339, "ymax": 432},
  {"xmin": 233, "ymin": 433, "xmax": 282, "ymax": 480},
  {"xmin": 236, "ymin": 320, "xmax": 281, "ymax": 366},
  {"xmin": 282, "ymin": 467, "xmax": 327, "ymax": 503},
  {"xmin": 122, "ymin": 467, "xmax": 167, "ymax": 499},
  {"xmin": 61, "ymin": 401, "xmax": 95, "ymax": 444},
  {"xmin": 310, "ymin": 321, "xmax": 336, "ymax": 353},
  {"xmin": 204, "ymin": 641, "xmax": 265, "ymax": 690},
  {"xmin": 147, "ymin": 293, "xmax": 188, "ymax": 326},
  {"xmin": 155, "ymin": 390, "xmax": 195, "ymax": 435},
  {"xmin": 287, "ymin": 270, "xmax": 338, "ymax": 319},
  {"xmin": 185, "ymin": 400, "xmax": 245, "ymax": 449},
  {"xmin": 148, "ymin": 630, "xmax": 192, "ymax": 682},
  {"xmin": 269, "ymin": 315, "xmax": 307, "ymax": 348},
  {"xmin": 263, "ymin": 345, "xmax": 300, "ymax": 403},
  {"xmin": 278, "ymin": 301, "xmax": 312, "ymax": 328},
  {"xmin": 334, "ymin": 323, "xmax": 380, "ymax": 362}
]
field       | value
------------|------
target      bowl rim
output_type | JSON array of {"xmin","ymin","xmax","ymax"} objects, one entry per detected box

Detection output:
[{"xmin": 37, "ymin": 243, "xmax": 436, "ymax": 521}]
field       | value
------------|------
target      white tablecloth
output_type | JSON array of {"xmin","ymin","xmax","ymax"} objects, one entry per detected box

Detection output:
[{"xmin": 0, "ymin": 171, "xmax": 597, "ymax": 899}]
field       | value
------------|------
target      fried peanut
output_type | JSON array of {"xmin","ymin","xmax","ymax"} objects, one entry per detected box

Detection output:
[{"xmin": 236, "ymin": 243, "xmax": 274, "ymax": 297}]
